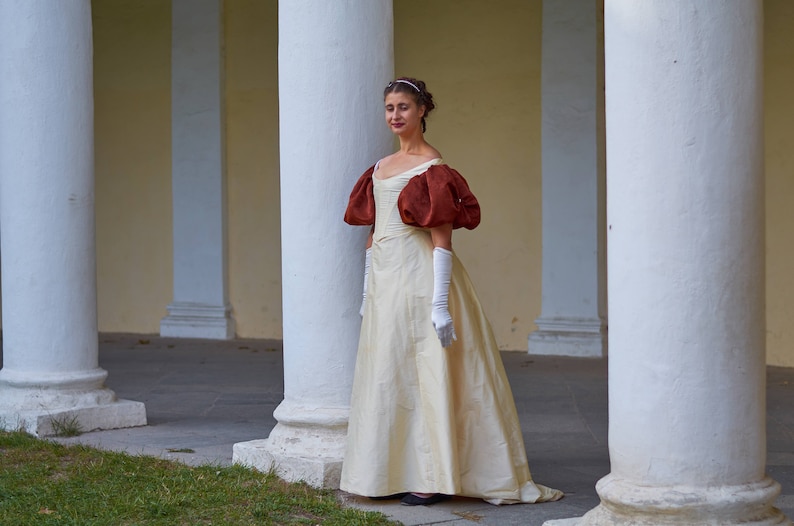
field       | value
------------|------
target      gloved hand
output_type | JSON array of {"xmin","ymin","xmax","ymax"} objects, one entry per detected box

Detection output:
[
  {"xmin": 431, "ymin": 247, "xmax": 457, "ymax": 347},
  {"xmin": 359, "ymin": 248, "xmax": 372, "ymax": 317}
]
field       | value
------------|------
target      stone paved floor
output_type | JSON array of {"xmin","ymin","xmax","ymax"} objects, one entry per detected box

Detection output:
[{"xmin": 36, "ymin": 334, "xmax": 794, "ymax": 525}]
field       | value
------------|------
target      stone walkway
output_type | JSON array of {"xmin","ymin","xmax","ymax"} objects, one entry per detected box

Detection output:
[{"xmin": 46, "ymin": 334, "xmax": 794, "ymax": 525}]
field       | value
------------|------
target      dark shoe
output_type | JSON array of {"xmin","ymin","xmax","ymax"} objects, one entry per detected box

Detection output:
[
  {"xmin": 369, "ymin": 493, "xmax": 408, "ymax": 501},
  {"xmin": 400, "ymin": 493, "xmax": 451, "ymax": 506}
]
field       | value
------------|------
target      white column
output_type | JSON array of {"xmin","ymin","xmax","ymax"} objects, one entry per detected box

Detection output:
[
  {"xmin": 529, "ymin": 0, "xmax": 607, "ymax": 358},
  {"xmin": 160, "ymin": 0, "xmax": 234, "ymax": 339},
  {"xmin": 0, "ymin": 0, "xmax": 146, "ymax": 437},
  {"xmin": 233, "ymin": 0, "xmax": 394, "ymax": 488},
  {"xmin": 547, "ymin": 1, "xmax": 788, "ymax": 525}
]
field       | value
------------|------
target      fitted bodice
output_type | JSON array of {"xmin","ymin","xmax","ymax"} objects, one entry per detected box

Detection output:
[{"xmin": 372, "ymin": 158, "xmax": 442, "ymax": 241}]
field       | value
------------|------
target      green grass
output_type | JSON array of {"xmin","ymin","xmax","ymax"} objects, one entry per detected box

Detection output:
[
  {"xmin": 0, "ymin": 431, "xmax": 396, "ymax": 525},
  {"xmin": 49, "ymin": 414, "xmax": 83, "ymax": 438}
]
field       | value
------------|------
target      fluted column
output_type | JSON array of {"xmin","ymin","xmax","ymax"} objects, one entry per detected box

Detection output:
[
  {"xmin": 160, "ymin": 0, "xmax": 234, "ymax": 339},
  {"xmin": 232, "ymin": 0, "xmax": 394, "ymax": 488},
  {"xmin": 547, "ymin": 1, "xmax": 788, "ymax": 524},
  {"xmin": 0, "ymin": 0, "xmax": 146, "ymax": 437},
  {"xmin": 528, "ymin": 0, "xmax": 607, "ymax": 358}
]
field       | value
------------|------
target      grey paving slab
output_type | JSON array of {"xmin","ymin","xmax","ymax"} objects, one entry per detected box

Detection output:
[{"xmin": 16, "ymin": 334, "xmax": 790, "ymax": 525}]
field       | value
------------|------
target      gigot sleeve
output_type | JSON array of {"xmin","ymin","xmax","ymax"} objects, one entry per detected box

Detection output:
[
  {"xmin": 398, "ymin": 164, "xmax": 481, "ymax": 230},
  {"xmin": 343, "ymin": 165, "xmax": 376, "ymax": 226}
]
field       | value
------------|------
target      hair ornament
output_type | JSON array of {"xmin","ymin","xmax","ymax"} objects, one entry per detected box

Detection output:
[{"xmin": 389, "ymin": 79, "xmax": 420, "ymax": 92}]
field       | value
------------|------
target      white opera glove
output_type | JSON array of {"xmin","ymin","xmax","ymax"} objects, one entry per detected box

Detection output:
[
  {"xmin": 431, "ymin": 247, "xmax": 457, "ymax": 347},
  {"xmin": 359, "ymin": 248, "xmax": 372, "ymax": 317}
]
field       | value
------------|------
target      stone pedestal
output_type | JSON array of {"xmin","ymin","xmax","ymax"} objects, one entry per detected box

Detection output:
[{"xmin": 233, "ymin": 402, "xmax": 347, "ymax": 488}]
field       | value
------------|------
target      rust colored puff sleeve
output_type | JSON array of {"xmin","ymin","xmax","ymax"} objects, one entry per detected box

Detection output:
[
  {"xmin": 343, "ymin": 165, "xmax": 376, "ymax": 226},
  {"xmin": 398, "ymin": 164, "xmax": 481, "ymax": 230}
]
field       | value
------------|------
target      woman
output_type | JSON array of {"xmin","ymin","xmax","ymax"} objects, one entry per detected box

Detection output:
[{"xmin": 341, "ymin": 77, "xmax": 562, "ymax": 507}]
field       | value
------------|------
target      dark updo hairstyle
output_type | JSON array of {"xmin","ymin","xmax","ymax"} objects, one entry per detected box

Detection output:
[{"xmin": 384, "ymin": 77, "xmax": 435, "ymax": 133}]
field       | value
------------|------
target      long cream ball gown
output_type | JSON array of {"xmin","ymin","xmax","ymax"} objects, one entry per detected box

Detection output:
[{"xmin": 340, "ymin": 158, "xmax": 562, "ymax": 505}]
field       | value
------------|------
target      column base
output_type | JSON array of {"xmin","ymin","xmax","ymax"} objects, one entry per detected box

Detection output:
[
  {"xmin": 0, "ymin": 369, "xmax": 147, "ymax": 437},
  {"xmin": 160, "ymin": 301, "xmax": 235, "ymax": 339},
  {"xmin": 0, "ymin": 398, "xmax": 147, "ymax": 437},
  {"xmin": 546, "ymin": 475, "xmax": 790, "ymax": 526},
  {"xmin": 232, "ymin": 401, "xmax": 348, "ymax": 488},
  {"xmin": 529, "ymin": 317, "xmax": 607, "ymax": 357},
  {"xmin": 233, "ymin": 436, "xmax": 343, "ymax": 489}
]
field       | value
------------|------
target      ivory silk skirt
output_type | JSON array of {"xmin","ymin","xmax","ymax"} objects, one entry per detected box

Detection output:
[{"xmin": 340, "ymin": 162, "xmax": 562, "ymax": 504}]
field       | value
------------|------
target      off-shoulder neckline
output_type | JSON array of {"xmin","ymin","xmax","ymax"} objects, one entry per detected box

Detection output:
[{"xmin": 372, "ymin": 157, "xmax": 442, "ymax": 181}]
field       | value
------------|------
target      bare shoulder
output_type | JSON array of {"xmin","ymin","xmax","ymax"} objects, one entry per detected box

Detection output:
[{"xmin": 426, "ymin": 145, "xmax": 442, "ymax": 160}]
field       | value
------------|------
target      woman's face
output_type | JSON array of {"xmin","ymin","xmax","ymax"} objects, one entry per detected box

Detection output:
[{"xmin": 384, "ymin": 92, "xmax": 425, "ymax": 136}]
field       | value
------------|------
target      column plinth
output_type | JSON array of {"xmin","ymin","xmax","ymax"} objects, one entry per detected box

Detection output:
[
  {"xmin": 161, "ymin": 302, "xmax": 234, "ymax": 339},
  {"xmin": 529, "ymin": 317, "xmax": 606, "ymax": 357},
  {"xmin": 577, "ymin": 475, "xmax": 785, "ymax": 525},
  {"xmin": 233, "ymin": 403, "xmax": 348, "ymax": 488}
]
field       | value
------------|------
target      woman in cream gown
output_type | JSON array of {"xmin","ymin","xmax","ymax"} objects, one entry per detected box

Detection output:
[{"xmin": 341, "ymin": 78, "xmax": 562, "ymax": 506}]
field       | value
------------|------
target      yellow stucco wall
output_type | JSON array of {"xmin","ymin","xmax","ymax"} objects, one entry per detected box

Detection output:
[
  {"xmin": 93, "ymin": 0, "xmax": 172, "ymax": 332},
  {"xmin": 224, "ymin": 1, "xmax": 282, "ymax": 339},
  {"xmin": 395, "ymin": 0, "xmax": 543, "ymax": 350},
  {"xmin": 93, "ymin": 0, "xmax": 283, "ymax": 338},
  {"xmin": 765, "ymin": 0, "xmax": 794, "ymax": 367},
  {"xmin": 91, "ymin": 0, "xmax": 794, "ymax": 364}
]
